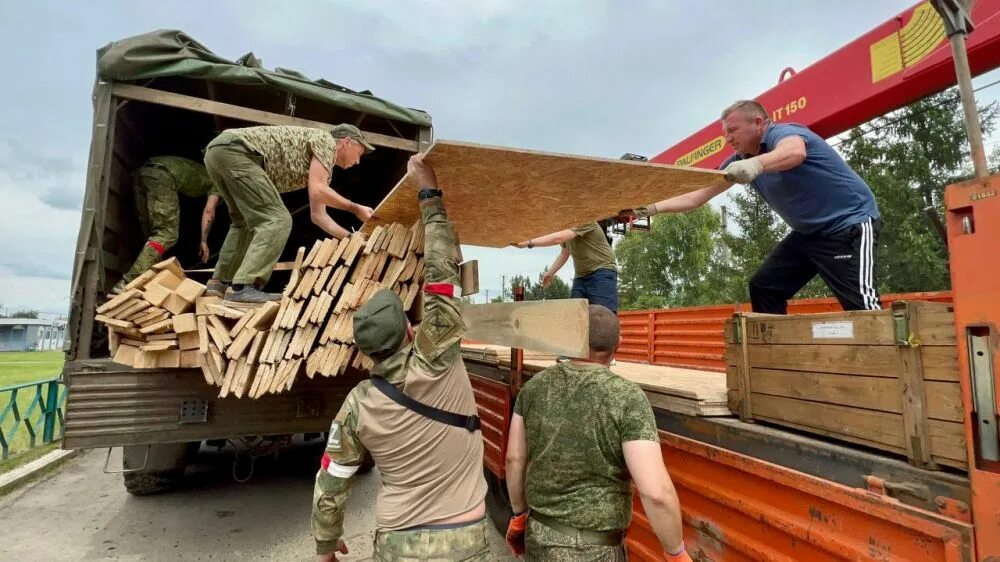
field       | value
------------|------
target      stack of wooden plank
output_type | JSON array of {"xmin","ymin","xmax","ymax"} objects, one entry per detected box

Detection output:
[
  {"xmin": 96, "ymin": 221, "xmax": 426, "ymax": 400},
  {"xmin": 461, "ymin": 343, "xmax": 730, "ymax": 417},
  {"xmin": 250, "ymin": 221, "xmax": 425, "ymax": 398},
  {"xmin": 96, "ymin": 258, "xmax": 206, "ymax": 369}
]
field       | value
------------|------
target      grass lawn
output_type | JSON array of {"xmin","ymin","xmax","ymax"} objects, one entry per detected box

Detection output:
[
  {"xmin": 0, "ymin": 351, "xmax": 66, "ymax": 471},
  {"xmin": 0, "ymin": 350, "xmax": 65, "ymax": 388}
]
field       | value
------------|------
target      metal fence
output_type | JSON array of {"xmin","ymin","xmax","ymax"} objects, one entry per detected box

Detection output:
[{"xmin": 0, "ymin": 378, "xmax": 66, "ymax": 460}]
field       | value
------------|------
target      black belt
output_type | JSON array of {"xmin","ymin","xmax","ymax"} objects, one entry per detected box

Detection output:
[{"xmin": 530, "ymin": 511, "xmax": 624, "ymax": 546}]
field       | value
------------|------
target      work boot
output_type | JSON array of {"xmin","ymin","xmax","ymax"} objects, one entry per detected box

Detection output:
[
  {"xmin": 110, "ymin": 280, "xmax": 127, "ymax": 295},
  {"xmin": 205, "ymin": 279, "xmax": 229, "ymax": 298},
  {"xmin": 225, "ymin": 285, "xmax": 282, "ymax": 303}
]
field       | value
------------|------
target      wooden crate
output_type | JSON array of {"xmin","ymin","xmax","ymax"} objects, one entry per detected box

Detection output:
[{"xmin": 725, "ymin": 301, "xmax": 966, "ymax": 470}]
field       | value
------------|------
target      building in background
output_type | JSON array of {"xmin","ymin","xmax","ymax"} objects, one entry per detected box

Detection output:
[{"xmin": 0, "ymin": 319, "xmax": 67, "ymax": 352}]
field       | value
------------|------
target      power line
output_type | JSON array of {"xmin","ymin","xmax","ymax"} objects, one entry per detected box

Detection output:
[{"xmin": 831, "ymin": 78, "xmax": 1000, "ymax": 149}]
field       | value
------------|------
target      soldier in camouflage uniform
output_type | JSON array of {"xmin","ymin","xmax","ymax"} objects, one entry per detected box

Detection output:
[
  {"xmin": 203, "ymin": 124, "xmax": 375, "ymax": 303},
  {"xmin": 111, "ymin": 156, "xmax": 219, "ymax": 294},
  {"xmin": 505, "ymin": 305, "xmax": 691, "ymax": 562},
  {"xmin": 311, "ymin": 154, "xmax": 491, "ymax": 562}
]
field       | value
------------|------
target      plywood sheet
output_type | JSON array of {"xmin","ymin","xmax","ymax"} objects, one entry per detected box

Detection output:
[{"xmin": 363, "ymin": 141, "xmax": 728, "ymax": 247}]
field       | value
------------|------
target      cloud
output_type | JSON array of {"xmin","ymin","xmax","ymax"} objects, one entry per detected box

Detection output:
[
  {"xmin": 0, "ymin": 138, "xmax": 85, "ymax": 211},
  {"xmin": 0, "ymin": 0, "xmax": 932, "ymax": 311},
  {"xmin": 0, "ymin": 169, "xmax": 79, "ymax": 281}
]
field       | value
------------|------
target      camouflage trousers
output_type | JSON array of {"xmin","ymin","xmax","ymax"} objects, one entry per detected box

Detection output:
[
  {"xmin": 204, "ymin": 133, "xmax": 292, "ymax": 287},
  {"xmin": 525, "ymin": 517, "xmax": 627, "ymax": 562},
  {"xmin": 122, "ymin": 165, "xmax": 180, "ymax": 285},
  {"xmin": 373, "ymin": 518, "xmax": 494, "ymax": 562}
]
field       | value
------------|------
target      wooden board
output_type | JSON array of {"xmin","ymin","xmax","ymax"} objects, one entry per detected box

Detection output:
[
  {"xmin": 363, "ymin": 141, "xmax": 728, "ymax": 247},
  {"xmin": 738, "ymin": 307, "xmax": 955, "ymax": 346},
  {"xmin": 751, "ymin": 393, "xmax": 966, "ymax": 469},
  {"xmin": 462, "ymin": 299, "xmax": 589, "ymax": 358},
  {"xmin": 747, "ymin": 368, "xmax": 962, "ymax": 423},
  {"xmin": 730, "ymin": 343, "xmax": 960, "ymax": 382},
  {"xmin": 172, "ymin": 313, "xmax": 198, "ymax": 334}
]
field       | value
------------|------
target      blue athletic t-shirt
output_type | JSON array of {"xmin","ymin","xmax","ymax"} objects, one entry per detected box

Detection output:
[{"xmin": 721, "ymin": 123, "xmax": 879, "ymax": 235}]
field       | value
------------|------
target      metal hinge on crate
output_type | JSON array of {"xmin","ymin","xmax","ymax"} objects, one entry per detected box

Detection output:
[{"xmin": 891, "ymin": 302, "xmax": 920, "ymax": 347}]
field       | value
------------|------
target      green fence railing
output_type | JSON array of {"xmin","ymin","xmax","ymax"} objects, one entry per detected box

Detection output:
[{"xmin": 0, "ymin": 378, "xmax": 66, "ymax": 460}]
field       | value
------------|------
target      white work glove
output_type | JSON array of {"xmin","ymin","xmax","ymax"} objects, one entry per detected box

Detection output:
[
  {"xmin": 723, "ymin": 158, "xmax": 763, "ymax": 184},
  {"xmin": 634, "ymin": 205, "xmax": 657, "ymax": 219}
]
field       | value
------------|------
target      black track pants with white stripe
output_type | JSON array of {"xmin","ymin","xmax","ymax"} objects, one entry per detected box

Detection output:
[{"xmin": 749, "ymin": 218, "xmax": 882, "ymax": 314}]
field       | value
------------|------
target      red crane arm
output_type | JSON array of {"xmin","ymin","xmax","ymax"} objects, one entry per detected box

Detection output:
[{"xmin": 652, "ymin": 0, "xmax": 1000, "ymax": 170}]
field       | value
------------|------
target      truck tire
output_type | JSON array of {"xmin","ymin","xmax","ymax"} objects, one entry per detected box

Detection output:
[
  {"xmin": 122, "ymin": 442, "xmax": 197, "ymax": 496},
  {"xmin": 123, "ymin": 469, "xmax": 183, "ymax": 496}
]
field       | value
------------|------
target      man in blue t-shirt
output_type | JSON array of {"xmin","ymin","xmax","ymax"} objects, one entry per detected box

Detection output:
[{"xmin": 625, "ymin": 100, "xmax": 881, "ymax": 314}]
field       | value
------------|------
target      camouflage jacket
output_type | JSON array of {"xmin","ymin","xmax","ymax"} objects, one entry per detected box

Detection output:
[
  {"xmin": 144, "ymin": 156, "xmax": 217, "ymax": 198},
  {"xmin": 311, "ymin": 197, "xmax": 472, "ymax": 555},
  {"xmin": 514, "ymin": 362, "xmax": 659, "ymax": 531},
  {"xmin": 224, "ymin": 125, "xmax": 337, "ymax": 193}
]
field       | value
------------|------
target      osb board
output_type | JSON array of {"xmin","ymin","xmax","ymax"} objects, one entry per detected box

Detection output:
[{"xmin": 363, "ymin": 141, "xmax": 729, "ymax": 247}]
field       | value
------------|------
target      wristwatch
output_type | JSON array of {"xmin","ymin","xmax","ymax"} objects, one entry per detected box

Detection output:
[
  {"xmin": 527, "ymin": 240, "xmax": 534, "ymax": 249},
  {"xmin": 418, "ymin": 188, "xmax": 442, "ymax": 201}
]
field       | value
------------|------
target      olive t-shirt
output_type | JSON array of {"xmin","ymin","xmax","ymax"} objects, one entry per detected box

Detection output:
[{"xmin": 561, "ymin": 223, "xmax": 617, "ymax": 278}]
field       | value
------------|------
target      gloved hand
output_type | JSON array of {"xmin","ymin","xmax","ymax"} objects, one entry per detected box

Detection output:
[
  {"xmin": 634, "ymin": 204, "xmax": 658, "ymax": 219},
  {"xmin": 665, "ymin": 544, "xmax": 693, "ymax": 562},
  {"xmin": 723, "ymin": 157, "xmax": 763, "ymax": 184},
  {"xmin": 618, "ymin": 205, "xmax": 657, "ymax": 220},
  {"xmin": 506, "ymin": 512, "xmax": 528, "ymax": 557}
]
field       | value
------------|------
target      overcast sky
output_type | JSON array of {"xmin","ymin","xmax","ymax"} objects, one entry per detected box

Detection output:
[{"xmin": 0, "ymin": 0, "xmax": 982, "ymax": 315}]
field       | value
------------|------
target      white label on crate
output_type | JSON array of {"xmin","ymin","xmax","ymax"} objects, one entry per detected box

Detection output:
[{"xmin": 811, "ymin": 320, "xmax": 854, "ymax": 339}]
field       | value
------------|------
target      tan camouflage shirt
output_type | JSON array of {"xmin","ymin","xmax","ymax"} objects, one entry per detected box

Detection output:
[
  {"xmin": 514, "ymin": 362, "xmax": 659, "ymax": 531},
  {"xmin": 227, "ymin": 126, "xmax": 337, "ymax": 193},
  {"xmin": 311, "ymin": 198, "xmax": 486, "ymax": 556}
]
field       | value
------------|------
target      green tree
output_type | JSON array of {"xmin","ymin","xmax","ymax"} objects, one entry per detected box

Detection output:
[
  {"xmin": 717, "ymin": 189, "xmax": 788, "ymax": 302},
  {"xmin": 527, "ymin": 269, "xmax": 571, "ymax": 301},
  {"xmin": 839, "ymin": 90, "xmax": 997, "ymax": 293},
  {"xmin": 10, "ymin": 309, "xmax": 39, "ymax": 319},
  {"xmin": 615, "ymin": 206, "xmax": 730, "ymax": 310}
]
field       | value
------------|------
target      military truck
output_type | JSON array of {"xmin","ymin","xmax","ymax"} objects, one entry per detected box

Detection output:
[{"xmin": 62, "ymin": 30, "xmax": 431, "ymax": 494}]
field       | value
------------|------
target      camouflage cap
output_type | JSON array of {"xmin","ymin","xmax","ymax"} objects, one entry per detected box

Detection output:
[
  {"xmin": 353, "ymin": 289, "xmax": 407, "ymax": 359},
  {"xmin": 329, "ymin": 124, "xmax": 375, "ymax": 154}
]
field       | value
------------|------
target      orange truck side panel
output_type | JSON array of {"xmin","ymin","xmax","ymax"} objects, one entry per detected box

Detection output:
[
  {"xmin": 626, "ymin": 432, "xmax": 973, "ymax": 561},
  {"xmin": 617, "ymin": 292, "xmax": 952, "ymax": 371},
  {"xmin": 471, "ymin": 375, "xmax": 510, "ymax": 479},
  {"xmin": 946, "ymin": 175, "xmax": 1000, "ymax": 559}
]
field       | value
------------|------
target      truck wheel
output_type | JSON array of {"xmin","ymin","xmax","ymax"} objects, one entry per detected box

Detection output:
[
  {"xmin": 121, "ymin": 442, "xmax": 196, "ymax": 496},
  {"xmin": 123, "ymin": 469, "xmax": 183, "ymax": 496}
]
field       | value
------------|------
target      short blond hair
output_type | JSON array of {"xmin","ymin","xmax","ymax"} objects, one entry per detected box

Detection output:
[{"xmin": 722, "ymin": 100, "xmax": 770, "ymax": 122}]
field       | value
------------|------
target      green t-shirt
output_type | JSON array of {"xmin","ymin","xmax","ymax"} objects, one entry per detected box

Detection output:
[
  {"xmin": 561, "ymin": 222, "xmax": 617, "ymax": 278},
  {"xmin": 513, "ymin": 361, "xmax": 659, "ymax": 531},
  {"xmin": 148, "ymin": 156, "xmax": 218, "ymax": 198}
]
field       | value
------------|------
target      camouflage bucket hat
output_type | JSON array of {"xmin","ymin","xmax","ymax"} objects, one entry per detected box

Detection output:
[
  {"xmin": 330, "ymin": 123, "xmax": 376, "ymax": 154},
  {"xmin": 353, "ymin": 289, "xmax": 407, "ymax": 358}
]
